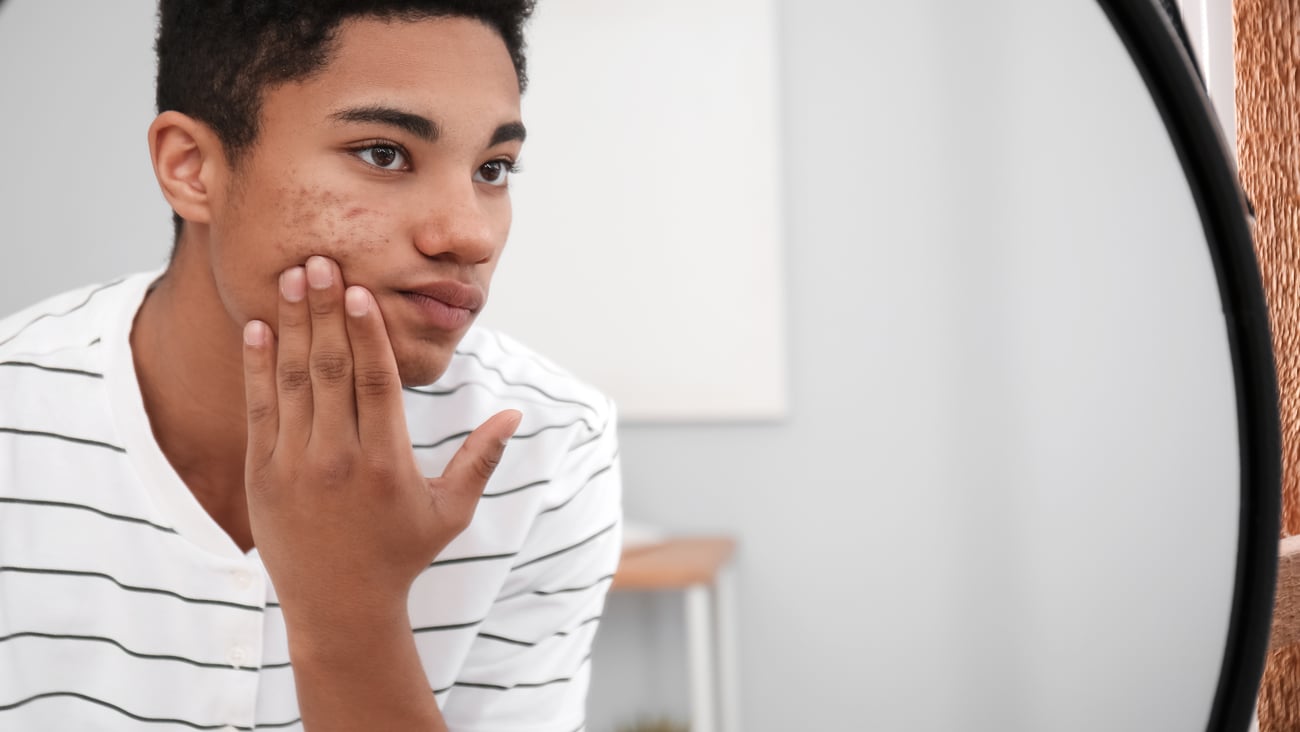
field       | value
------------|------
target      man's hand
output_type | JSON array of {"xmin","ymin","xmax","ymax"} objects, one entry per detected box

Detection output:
[{"xmin": 240, "ymin": 255, "xmax": 519, "ymax": 730}]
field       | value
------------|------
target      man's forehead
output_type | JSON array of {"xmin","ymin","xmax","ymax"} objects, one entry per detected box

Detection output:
[{"xmin": 324, "ymin": 15, "xmax": 519, "ymax": 91}]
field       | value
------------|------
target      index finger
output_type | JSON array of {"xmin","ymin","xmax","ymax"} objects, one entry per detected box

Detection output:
[{"xmin": 343, "ymin": 285, "xmax": 408, "ymax": 448}]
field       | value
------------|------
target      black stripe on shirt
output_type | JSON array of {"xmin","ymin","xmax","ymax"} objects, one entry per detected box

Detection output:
[
  {"xmin": 0, "ymin": 278, "xmax": 127, "ymax": 349},
  {"xmin": 411, "ymin": 429, "xmax": 470, "ymax": 450},
  {"xmin": 510, "ymin": 522, "xmax": 619, "ymax": 572},
  {"xmin": 428, "ymin": 550, "xmax": 518, "ymax": 568},
  {"xmin": 538, "ymin": 462, "xmax": 618, "ymax": 517},
  {"xmin": 0, "ymin": 691, "xmax": 252, "ymax": 731},
  {"xmin": 483, "ymin": 478, "xmax": 550, "ymax": 499},
  {"xmin": 475, "ymin": 632, "xmax": 535, "ymax": 648},
  {"xmin": 533, "ymin": 574, "xmax": 616, "ymax": 597},
  {"xmin": 412, "ymin": 618, "xmax": 484, "ymax": 634},
  {"xmin": 515, "ymin": 418, "xmax": 600, "ymax": 442},
  {"xmin": 452, "ymin": 349, "xmax": 600, "ymax": 412},
  {"xmin": 0, "ymin": 497, "xmax": 177, "ymax": 534},
  {"xmin": 253, "ymin": 716, "xmax": 302, "ymax": 729},
  {"xmin": 0, "ymin": 631, "xmax": 255, "ymax": 672},
  {"xmin": 402, "ymin": 383, "xmax": 471, "ymax": 397},
  {"xmin": 453, "ymin": 653, "xmax": 592, "ymax": 692},
  {"xmin": 477, "ymin": 615, "xmax": 603, "ymax": 647},
  {"xmin": 0, "ymin": 360, "xmax": 103, "ymax": 378},
  {"xmin": 412, "ymin": 416, "xmax": 598, "ymax": 451},
  {"xmin": 0, "ymin": 566, "xmax": 263, "ymax": 612},
  {"xmin": 0, "ymin": 426, "xmax": 126, "ymax": 453},
  {"xmin": 403, "ymin": 381, "xmax": 591, "ymax": 416},
  {"xmin": 565, "ymin": 426, "xmax": 607, "ymax": 453}
]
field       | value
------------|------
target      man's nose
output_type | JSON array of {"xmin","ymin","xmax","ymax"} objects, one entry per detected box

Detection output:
[{"xmin": 411, "ymin": 181, "xmax": 499, "ymax": 265}]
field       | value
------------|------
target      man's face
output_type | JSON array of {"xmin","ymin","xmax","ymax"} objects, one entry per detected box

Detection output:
[{"xmin": 204, "ymin": 16, "xmax": 523, "ymax": 385}]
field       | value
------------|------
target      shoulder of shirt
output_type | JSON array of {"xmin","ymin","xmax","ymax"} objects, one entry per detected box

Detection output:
[
  {"xmin": 0, "ymin": 276, "xmax": 137, "ymax": 364},
  {"xmin": 414, "ymin": 325, "xmax": 616, "ymax": 423}
]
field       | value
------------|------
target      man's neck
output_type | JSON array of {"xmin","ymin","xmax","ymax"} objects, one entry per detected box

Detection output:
[{"xmin": 131, "ymin": 236, "xmax": 255, "ymax": 552}]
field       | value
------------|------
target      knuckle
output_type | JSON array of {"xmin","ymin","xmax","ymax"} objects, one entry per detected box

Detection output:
[
  {"xmin": 309, "ymin": 296, "xmax": 337, "ymax": 317},
  {"xmin": 473, "ymin": 450, "xmax": 502, "ymax": 482},
  {"xmin": 245, "ymin": 399, "xmax": 276, "ymax": 424},
  {"xmin": 279, "ymin": 307, "xmax": 307, "ymax": 325},
  {"xmin": 310, "ymin": 351, "xmax": 351, "ymax": 383},
  {"xmin": 245, "ymin": 462, "xmax": 278, "ymax": 496},
  {"xmin": 355, "ymin": 367, "xmax": 396, "ymax": 397},
  {"xmin": 279, "ymin": 366, "xmax": 313, "ymax": 391},
  {"xmin": 368, "ymin": 459, "xmax": 396, "ymax": 483},
  {"xmin": 314, "ymin": 453, "xmax": 355, "ymax": 484}
]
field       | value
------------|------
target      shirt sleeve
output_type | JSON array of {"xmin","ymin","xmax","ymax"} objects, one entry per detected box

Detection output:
[{"xmin": 440, "ymin": 401, "xmax": 623, "ymax": 732}]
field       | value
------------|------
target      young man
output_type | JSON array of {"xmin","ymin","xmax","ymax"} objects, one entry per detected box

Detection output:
[{"xmin": 0, "ymin": 2, "xmax": 622, "ymax": 730}]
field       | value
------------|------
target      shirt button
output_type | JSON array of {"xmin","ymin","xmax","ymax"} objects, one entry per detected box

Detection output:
[
  {"xmin": 227, "ymin": 645, "xmax": 248, "ymax": 668},
  {"xmin": 233, "ymin": 570, "xmax": 254, "ymax": 589}
]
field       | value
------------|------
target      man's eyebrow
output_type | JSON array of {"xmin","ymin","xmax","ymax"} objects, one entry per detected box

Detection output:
[
  {"xmin": 330, "ymin": 105, "xmax": 439, "ymax": 142},
  {"xmin": 490, "ymin": 122, "xmax": 527, "ymax": 147}
]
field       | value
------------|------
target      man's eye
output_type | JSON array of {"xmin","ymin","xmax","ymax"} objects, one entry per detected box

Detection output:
[
  {"xmin": 474, "ymin": 160, "xmax": 516, "ymax": 187},
  {"xmin": 355, "ymin": 145, "xmax": 407, "ymax": 170}
]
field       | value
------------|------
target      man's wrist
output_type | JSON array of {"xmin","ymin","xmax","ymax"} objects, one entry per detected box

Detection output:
[{"xmin": 282, "ymin": 596, "xmax": 414, "ymax": 663}]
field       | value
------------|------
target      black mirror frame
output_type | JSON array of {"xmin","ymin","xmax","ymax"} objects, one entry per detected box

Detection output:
[{"xmin": 1096, "ymin": 2, "xmax": 1281, "ymax": 731}]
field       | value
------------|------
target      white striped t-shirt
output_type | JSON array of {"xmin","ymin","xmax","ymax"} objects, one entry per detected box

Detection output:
[{"xmin": 0, "ymin": 271, "xmax": 623, "ymax": 731}]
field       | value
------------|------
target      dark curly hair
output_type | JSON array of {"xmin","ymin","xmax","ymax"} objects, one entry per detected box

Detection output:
[{"xmin": 155, "ymin": 0, "xmax": 535, "ymax": 240}]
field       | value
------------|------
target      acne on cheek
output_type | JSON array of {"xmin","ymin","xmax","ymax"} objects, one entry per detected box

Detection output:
[{"xmin": 285, "ymin": 184, "xmax": 391, "ymax": 264}]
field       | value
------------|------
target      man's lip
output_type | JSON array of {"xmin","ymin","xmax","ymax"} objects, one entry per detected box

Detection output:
[{"xmin": 398, "ymin": 281, "xmax": 485, "ymax": 312}]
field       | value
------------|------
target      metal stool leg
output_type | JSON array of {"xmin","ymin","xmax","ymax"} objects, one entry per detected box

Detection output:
[
  {"xmin": 715, "ymin": 566, "xmax": 741, "ymax": 732},
  {"xmin": 684, "ymin": 584, "xmax": 716, "ymax": 732}
]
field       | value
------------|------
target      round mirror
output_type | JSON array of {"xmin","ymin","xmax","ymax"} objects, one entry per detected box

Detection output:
[{"xmin": 0, "ymin": 1, "xmax": 1278, "ymax": 731}]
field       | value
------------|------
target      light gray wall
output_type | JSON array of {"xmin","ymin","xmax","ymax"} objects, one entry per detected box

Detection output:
[
  {"xmin": 588, "ymin": 2, "xmax": 1239, "ymax": 731},
  {"xmin": 0, "ymin": 3, "xmax": 1244, "ymax": 732},
  {"xmin": 0, "ymin": 0, "xmax": 171, "ymax": 308}
]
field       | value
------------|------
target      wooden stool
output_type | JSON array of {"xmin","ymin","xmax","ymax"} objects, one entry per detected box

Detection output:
[{"xmin": 613, "ymin": 536, "xmax": 740, "ymax": 732}]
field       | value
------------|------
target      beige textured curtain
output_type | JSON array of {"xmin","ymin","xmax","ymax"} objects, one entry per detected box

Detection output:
[{"xmin": 1235, "ymin": 0, "xmax": 1300, "ymax": 728}]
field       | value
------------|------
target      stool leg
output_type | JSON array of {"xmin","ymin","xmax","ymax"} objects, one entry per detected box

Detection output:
[
  {"xmin": 685, "ymin": 584, "xmax": 716, "ymax": 732},
  {"xmin": 715, "ymin": 566, "xmax": 741, "ymax": 732}
]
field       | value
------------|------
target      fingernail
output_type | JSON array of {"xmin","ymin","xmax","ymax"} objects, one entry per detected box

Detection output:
[
  {"xmin": 281, "ymin": 267, "xmax": 306, "ymax": 303},
  {"xmin": 244, "ymin": 320, "xmax": 267, "ymax": 346},
  {"xmin": 345, "ymin": 287, "xmax": 370, "ymax": 317},
  {"xmin": 501, "ymin": 410, "xmax": 523, "ymax": 445},
  {"xmin": 306, "ymin": 256, "xmax": 333, "ymax": 290}
]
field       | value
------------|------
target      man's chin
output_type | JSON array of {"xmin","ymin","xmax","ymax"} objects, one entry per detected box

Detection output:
[{"xmin": 394, "ymin": 348, "xmax": 455, "ymax": 389}]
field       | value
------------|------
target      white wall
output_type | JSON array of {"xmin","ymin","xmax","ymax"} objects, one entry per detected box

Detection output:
[{"xmin": 0, "ymin": 3, "xmax": 1244, "ymax": 732}]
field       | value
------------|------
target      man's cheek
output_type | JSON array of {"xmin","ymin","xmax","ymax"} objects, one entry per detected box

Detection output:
[
  {"xmin": 332, "ymin": 205, "xmax": 393, "ymax": 257},
  {"xmin": 285, "ymin": 184, "xmax": 392, "ymax": 263}
]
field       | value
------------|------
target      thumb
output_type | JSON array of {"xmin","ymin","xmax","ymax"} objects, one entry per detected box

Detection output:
[{"xmin": 434, "ymin": 409, "xmax": 523, "ymax": 509}]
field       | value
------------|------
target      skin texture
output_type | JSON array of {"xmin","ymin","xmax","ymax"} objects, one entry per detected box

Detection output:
[{"xmin": 134, "ymin": 15, "xmax": 526, "ymax": 730}]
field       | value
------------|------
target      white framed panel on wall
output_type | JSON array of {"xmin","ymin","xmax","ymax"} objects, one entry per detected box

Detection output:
[{"xmin": 480, "ymin": 0, "xmax": 789, "ymax": 422}]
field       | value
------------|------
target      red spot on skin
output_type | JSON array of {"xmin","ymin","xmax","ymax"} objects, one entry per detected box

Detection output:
[{"xmin": 344, "ymin": 206, "xmax": 369, "ymax": 220}]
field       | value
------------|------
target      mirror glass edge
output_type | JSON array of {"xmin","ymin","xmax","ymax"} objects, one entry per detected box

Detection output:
[{"xmin": 1095, "ymin": 1, "xmax": 1282, "ymax": 730}]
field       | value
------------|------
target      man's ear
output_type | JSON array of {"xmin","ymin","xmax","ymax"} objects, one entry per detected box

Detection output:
[{"xmin": 148, "ymin": 111, "xmax": 227, "ymax": 227}]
